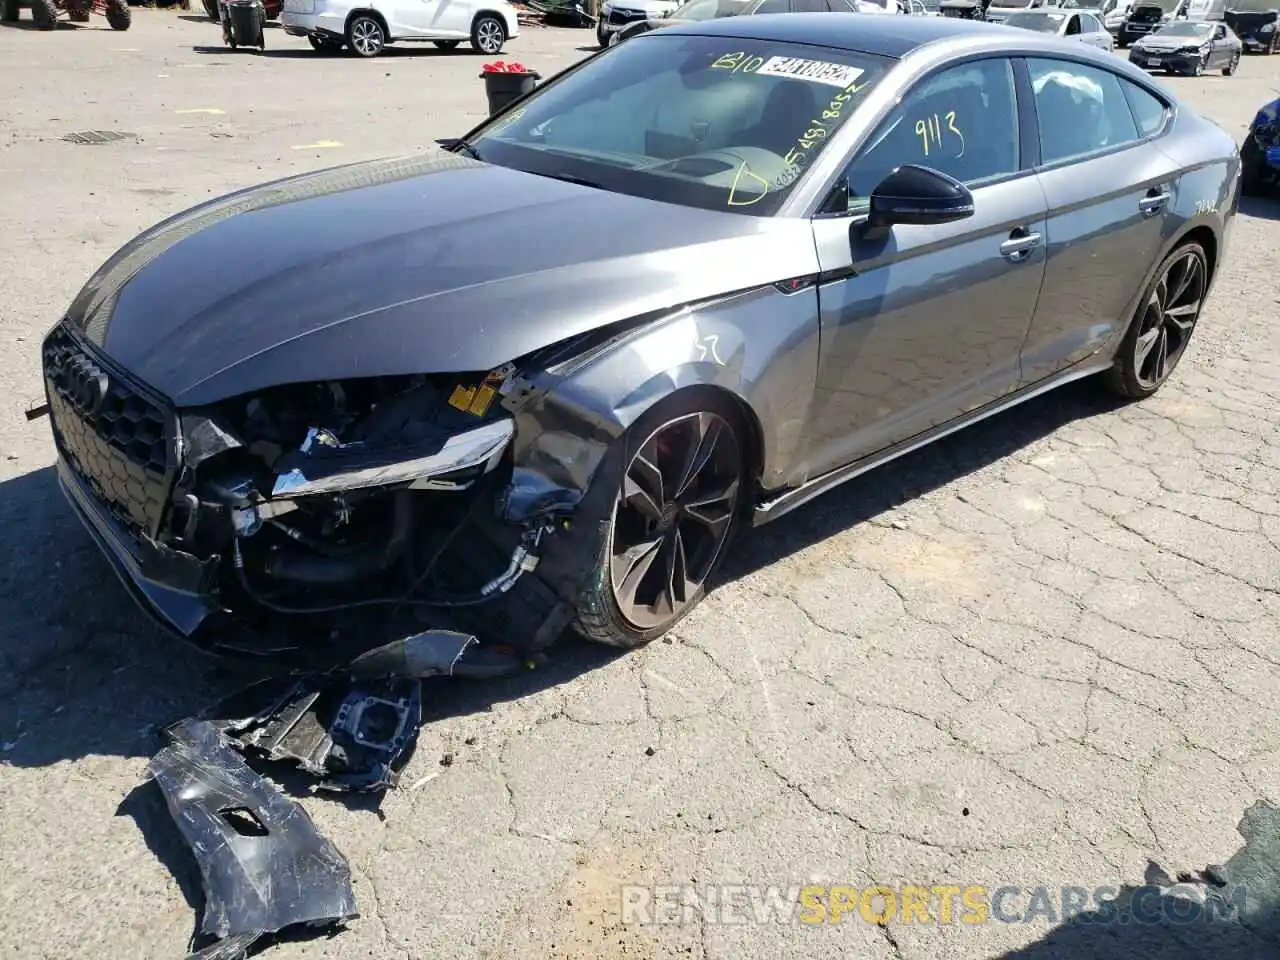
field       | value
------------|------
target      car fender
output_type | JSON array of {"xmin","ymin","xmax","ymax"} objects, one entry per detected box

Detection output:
[{"xmin": 501, "ymin": 284, "xmax": 821, "ymax": 523}]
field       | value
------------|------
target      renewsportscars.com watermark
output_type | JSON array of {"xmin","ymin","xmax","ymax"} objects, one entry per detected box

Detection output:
[{"xmin": 620, "ymin": 883, "xmax": 1247, "ymax": 927}]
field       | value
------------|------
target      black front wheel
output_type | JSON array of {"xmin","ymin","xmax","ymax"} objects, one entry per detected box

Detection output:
[
  {"xmin": 308, "ymin": 34, "xmax": 343, "ymax": 53},
  {"xmin": 30, "ymin": 0, "xmax": 57, "ymax": 29},
  {"xmin": 570, "ymin": 392, "xmax": 747, "ymax": 648},
  {"xmin": 1241, "ymin": 137, "xmax": 1266, "ymax": 196},
  {"xmin": 1104, "ymin": 242, "xmax": 1208, "ymax": 399},
  {"xmin": 105, "ymin": 0, "xmax": 131, "ymax": 29}
]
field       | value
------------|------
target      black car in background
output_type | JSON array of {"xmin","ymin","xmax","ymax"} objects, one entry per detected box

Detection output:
[
  {"xmin": 1118, "ymin": 0, "xmax": 1183, "ymax": 44},
  {"xmin": 1225, "ymin": 0, "xmax": 1280, "ymax": 52}
]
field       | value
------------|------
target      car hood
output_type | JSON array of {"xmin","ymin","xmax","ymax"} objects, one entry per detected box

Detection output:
[
  {"xmin": 67, "ymin": 153, "xmax": 817, "ymax": 407},
  {"xmin": 1135, "ymin": 32, "xmax": 1206, "ymax": 45}
]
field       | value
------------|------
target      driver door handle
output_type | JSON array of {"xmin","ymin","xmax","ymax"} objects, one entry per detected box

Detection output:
[
  {"xmin": 1000, "ymin": 229, "xmax": 1042, "ymax": 263},
  {"xmin": 1139, "ymin": 190, "xmax": 1171, "ymax": 216}
]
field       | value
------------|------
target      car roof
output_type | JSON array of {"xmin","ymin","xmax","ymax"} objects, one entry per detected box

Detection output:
[{"xmin": 655, "ymin": 12, "xmax": 1021, "ymax": 58}]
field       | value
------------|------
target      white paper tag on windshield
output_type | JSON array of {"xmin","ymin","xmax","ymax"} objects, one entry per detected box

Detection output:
[{"xmin": 755, "ymin": 57, "xmax": 865, "ymax": 89}]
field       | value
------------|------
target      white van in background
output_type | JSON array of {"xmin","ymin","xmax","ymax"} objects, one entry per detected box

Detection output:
[
  {"xmin": 1185, "ymin": 0, "xmax": 1226, "ymax": 19},
  {"xmin": 1100, "ymin": 0, "xmax": 1136, "ymax": 31}
]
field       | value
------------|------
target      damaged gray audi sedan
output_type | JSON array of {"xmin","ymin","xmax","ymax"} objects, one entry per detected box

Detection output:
[{"xmin": 39, "ymin": 15, "xmax": 1239, "ymax": 653}]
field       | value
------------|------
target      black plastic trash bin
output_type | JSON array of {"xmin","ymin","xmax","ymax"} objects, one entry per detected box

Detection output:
[
  {"xmin": 481, "ymin": 71, "xmax": 540, "ymax": 117},
  {"xmin": 222, "ymin": 0, "xmax": 265, "ymax": 49}
]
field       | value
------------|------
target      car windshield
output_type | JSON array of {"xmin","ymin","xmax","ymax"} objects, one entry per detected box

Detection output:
[
  {"xmin": 1136, "ymin": 0, "xmax": 1181, "ymax": 10},
  {"xmin": 993, "ymin": 0, "xmax": 1037, "ymax": 9},
  {"xmin": 670, "ymin": 0, "xmax": 745, "ymax": 18},
  {"xmin": 1005, "ymin": 10, "xmax": 1068, "ymax": 26},
  {"xmin": 1226, "ymin": 0, "xmax": 1276, "ymax": 9},
  {"xmin": 1154, "ymin": 19, "xmax": 1211, "ymax": 31},
  {"xmin": 468, "ymin": 35, "xmax": 893, "ymax": 217}
]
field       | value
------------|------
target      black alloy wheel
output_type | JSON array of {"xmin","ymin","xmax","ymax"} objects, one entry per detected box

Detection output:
[
  {"xmin": 607, "ymin": 411, "xmax": 742, "ymax": 631},
  {"xmin": 1105, "ymin": 242, "xmax": 1207, "ymax": 398}
]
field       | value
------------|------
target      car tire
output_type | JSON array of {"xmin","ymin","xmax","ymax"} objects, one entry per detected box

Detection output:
[
  {"xmin": 471, "ymin": 13, "xmax": 505, "ymax": 54},
  {"xmin": 346, "ymin": 14, "xmax": 386, "ymax": 57},
  {"xmin": 1224, "ymin": 51, "xmax": 1239, "ymax": 74},
  {"xmin": 1240, "ymin": 137, "xmax": 1265, "ymax": 196},
  {"xmin": 1103, "ymin": 241, "xmax": 1208, "ymax": 400},
  {"xmin": 105, "ymin": 0, "xmax": 131, "ymax": 29},
  {"xmin": 433, "ymin": 39, "xmax": 460, "ymax": 49},
  {"xmin": 0, "ymin": 0, "xmax": 18, "ymax": 22},
  {"xmin": 596, "ymin": 22, "xmax": 608, "ymax": 47},
  {"xmin": 308, "ymin": 34, "xmax": 343, "ymax": 53},
  {"xmin": 568, "ymin": 390, "xmax": 748, "ymax": 649},
  {"xmin": 202, "ymin": 0, "xmax": 219, "ymax": 19},
  {"xmin": 31, "ymin": 0, "xmax": 57, "ymax": 29}
]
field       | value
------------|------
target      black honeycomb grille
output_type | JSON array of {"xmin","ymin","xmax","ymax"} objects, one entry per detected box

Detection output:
[{"xmin": 43, "ymin": 327, "xmax": 177, "ymax": 536}]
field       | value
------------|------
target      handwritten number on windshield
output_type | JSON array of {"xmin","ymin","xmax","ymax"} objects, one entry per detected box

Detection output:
[
  {"xmin": 779, "ymin": 79, "xmax": 870, "ymax": 176},
  {"xmin": 712, "ymin": 52, "xmax": 765, "ymax": 73},
  {"xmin": 916, "ymin": 111, "xmax": 965, "ymax": 158}
]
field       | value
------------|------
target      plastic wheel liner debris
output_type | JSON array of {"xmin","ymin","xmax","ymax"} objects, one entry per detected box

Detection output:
[
  {"xmin": 147, "ymin": 718, "xmax": 359, "ymax": 960},
  {"xmin": 145, "ymin": 630, "xmax": 516, "ymax": 958},
  {"xmin": 209, "ymin": 628, "xmax": 486, "ymax": 792}
]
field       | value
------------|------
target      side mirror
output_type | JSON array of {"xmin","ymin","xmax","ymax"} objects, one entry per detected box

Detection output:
[{"xmin": 866, "ymin": 164, "xmax": 975, "ymax": 228}]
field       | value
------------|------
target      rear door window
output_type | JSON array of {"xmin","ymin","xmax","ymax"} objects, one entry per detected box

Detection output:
[{"xmin": 1028, "ymin": 58, "xmax": 1141, "ymax": 164}]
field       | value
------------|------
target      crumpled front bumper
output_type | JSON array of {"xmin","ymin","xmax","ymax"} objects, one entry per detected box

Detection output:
[
  {"xmin": 57, "ymin": 456, "xmax": 222, "ymax": 637},
  {"xmin": 1128, "ymin": 49, "xmax": 1199, "ymax": 71}
]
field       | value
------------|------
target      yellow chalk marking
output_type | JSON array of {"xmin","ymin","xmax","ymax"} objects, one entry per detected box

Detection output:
[
  {"xmin": 291, "ymin": 140, "xmax": 344, "ymax": 150},
  {"xmin": 175, "ymin": 108, "xmax": 226, "ymax": 115}
]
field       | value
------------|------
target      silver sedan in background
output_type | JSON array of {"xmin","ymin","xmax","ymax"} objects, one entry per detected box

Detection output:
[{"xmin": 1001, "ymin": 8, "xmax": 1116, "ymax": 47}]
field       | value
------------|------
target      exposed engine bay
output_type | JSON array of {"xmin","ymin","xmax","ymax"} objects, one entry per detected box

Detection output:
[{"xmin": 173, "ymin": 364, "xmax": 567, "ymax": 652}]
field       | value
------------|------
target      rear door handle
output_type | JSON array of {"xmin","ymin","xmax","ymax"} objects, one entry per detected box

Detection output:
[
  {"xmin": 1000, "ymin": 231, "xmax": 1042, "ymax": 262},
  {"xmin": 1139, "ymin": 191, "xmax": 1171, "ymax": 216}
]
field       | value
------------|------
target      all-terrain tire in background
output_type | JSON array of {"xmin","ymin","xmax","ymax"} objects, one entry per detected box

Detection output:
[
  {"xmin": 105, "ymin": 0, "xmax": 131, "ymax": 28},
  {"xmin": 68, "ymin": 0, "xmax": 90, "ymax": 22},
  {"xmin": 563, "ymin": 389, "xmax": 749, "ymax": 649},
  {"xmin": 31, "ymin": 0, "xmax": 58, "ymax": 29},
  {"xmin": 471, "ymin": 13, "xmax": 506, "ymax": 54},
  {"xmin": 432, "ymin": 38, "xmax": 460, "ymax": 49},
  {"xmin": 0, "ymin": 0, "xmax": 18, "ymax": 21},
  {"xmin": 1103, "ymin": 241, "xmax": 1209, "ymax": 400}
]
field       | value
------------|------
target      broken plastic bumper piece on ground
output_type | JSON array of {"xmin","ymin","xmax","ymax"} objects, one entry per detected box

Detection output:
[
  {"xmin": 147, "ymin": 718, "xmax": 359, "ymax": 960},
  {"xmin": 211, "ymin": 629, "xmax": 516, "ymax": 792}
]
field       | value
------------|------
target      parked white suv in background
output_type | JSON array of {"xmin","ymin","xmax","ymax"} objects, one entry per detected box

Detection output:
[{"xmin": 281, "ymin": 0, "xmax": 520, "ymax": 57}]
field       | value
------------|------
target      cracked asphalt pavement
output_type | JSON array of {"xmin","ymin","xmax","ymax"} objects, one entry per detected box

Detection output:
[{"xmin": 1, "ymin": 14, "xmax": 1279, "ymax": 959}]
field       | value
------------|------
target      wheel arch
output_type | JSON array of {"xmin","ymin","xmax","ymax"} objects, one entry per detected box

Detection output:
[
  {"xmin": 472, "ymin": 7, "xmax": 511, "ymax": 34},
  {"xmin": 346, "ymin": 7, "xmax": 388, "ymax": 36}
]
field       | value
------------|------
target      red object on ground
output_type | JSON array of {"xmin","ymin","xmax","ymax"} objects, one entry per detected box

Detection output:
[{"xmin": 481, "ymin": 61, "xmax": 531, "ymax": 73}]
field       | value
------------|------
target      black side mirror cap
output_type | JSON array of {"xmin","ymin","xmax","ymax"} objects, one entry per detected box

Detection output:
[{"xmin": 867, "ymin": 164, "xmax": 975, "ymax": 229}]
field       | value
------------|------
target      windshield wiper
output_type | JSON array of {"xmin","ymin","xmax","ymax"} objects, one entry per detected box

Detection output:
[
  {"xmin": 437, "ymin": 138, "xmax": 483, "ymax": 161},
  {"xmin": 536, "ymin": 171, "xmax": 606, "ymax": 190}
]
